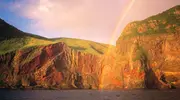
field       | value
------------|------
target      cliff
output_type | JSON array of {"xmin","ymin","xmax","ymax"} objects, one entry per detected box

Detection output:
[
  {"xmin": 116, "ymin": 5, "xmax": 180, "ymax": 89},
  {"xmin": 0, "ymin": 18, "xmax": 112, "ymax": 89},
  {"xmin": 0, "ymin": 42, "xmax": 104, "ymax": 89},
  {"xmin": 0, "ymin": 5, "xmax": 180, "ymax": 90}
]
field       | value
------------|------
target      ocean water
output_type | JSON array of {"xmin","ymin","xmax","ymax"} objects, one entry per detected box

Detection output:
[{"xmin": 0, "ymin": 89, "xmax": 180, "ymax": 100}]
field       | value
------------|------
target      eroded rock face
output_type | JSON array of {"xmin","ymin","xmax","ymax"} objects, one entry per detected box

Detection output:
[
  {"xmin": 0, "ymin": 5, "xmax": 179, "ymax": 90},
  {"xmin": 0, "ymin": 43, "xmax": 103, "ymax": 89},
  {"xmin": 116, "ymin": 33, "xmax": 180, "ymax": 89},
  {"xmin": 1, "ymin": 35, "xmax": 180, "ymax": 90},
  {"xmin": 114, "ymin": 5, "xmax": 180, "ymax": 89}
]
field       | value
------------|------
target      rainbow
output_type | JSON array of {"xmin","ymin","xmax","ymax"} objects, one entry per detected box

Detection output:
[
  {"xmin": 99, "ymin": 0, "xmax": 136, "ymax": 89},
  {"xmin": 109, "ymin": 0, "xmax": 135, "ymax": 45}
]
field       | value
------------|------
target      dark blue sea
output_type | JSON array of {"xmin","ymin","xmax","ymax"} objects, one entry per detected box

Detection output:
[{"xmin": 0, "ymin": 89, "xmax": 180, "ymax": 100}]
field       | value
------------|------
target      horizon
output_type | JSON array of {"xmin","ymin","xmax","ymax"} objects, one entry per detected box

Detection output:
[{"xmin": 0, "ymin": 0, "xmax": 180, "ymax": 45}]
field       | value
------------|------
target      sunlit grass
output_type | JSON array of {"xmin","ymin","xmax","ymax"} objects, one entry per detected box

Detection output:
[
  {"xmin": 0, "ymin": 37, "xmax": 114, "ymax": 55},
  {"xmin": 120, "ymin": 5, "xmax": 180, "ymax": 39}
]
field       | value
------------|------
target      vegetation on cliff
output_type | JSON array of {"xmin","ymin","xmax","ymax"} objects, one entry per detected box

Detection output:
[
  {"xmin": 0, "ymin": 5, "xmax": 180, "ymax": 89},
  {"xmin": 0, "ymin": 19, "xmax": 113, "ymax": 55},
  {"xmin": 119, "ymin": 5, "xmax": 180, "ymax": 39},
  {"xmin": 0, "ymin": 17, "xmax": 115, "ymax": 89},
  {"xmin": 116, "ymin": 5, "xmax": 180, "ymax": 89}
]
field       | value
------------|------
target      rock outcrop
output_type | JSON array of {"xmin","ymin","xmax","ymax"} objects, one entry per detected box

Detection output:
[
  {"xmin": 115, "ymin": 5, "xmax": 180, "ymax": 89},
  {"xmin": 0, "ymin": 43, "xmax": 103, "ymax": 89},
  {"xmin": 0, "ymin": 5, "xmax": 179, "ymax": 90}
]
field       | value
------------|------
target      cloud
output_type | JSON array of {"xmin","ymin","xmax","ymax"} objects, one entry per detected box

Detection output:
[
  {"xmin": 11, "ymin": 0, "xmax": 125, "ymax": 44},
  {"xmin": 10, "ymin": 0, "xmax": 180, "ymax": 44}
]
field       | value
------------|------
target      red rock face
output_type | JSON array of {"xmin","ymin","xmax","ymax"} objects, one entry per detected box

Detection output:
[
  {"xmin": 116, "ymin": 34, "xmax": 180, "ymax": 89},
  {"xmin": 0, "ymin": 42, "xmax": 103, "ymax": 89},
  {"xmin": 1, "ymin": 35, "xmax": 180, "ymax": 89},
  {"xmin": 114, "ymin": 6, "xmax": 180, "ymax": 89}
]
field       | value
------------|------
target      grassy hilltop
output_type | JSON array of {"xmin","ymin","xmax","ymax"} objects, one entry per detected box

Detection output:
[
  {"xmin": 0, "ymin": 19, "xmax": 113, "ymax": 55},
  {"xmin": 119, "ymin": 5, "xmax": 180, "ymax": 39}
]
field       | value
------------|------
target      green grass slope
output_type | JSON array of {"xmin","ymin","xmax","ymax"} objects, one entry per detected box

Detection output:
[
  {"xmin": 53, "ymin": 38, "xmax": 111, "ymax": 55},
  {"xmin": 119, "ymin": 5, "xmax": 180, "ymax": 39},
  {"xmin": 0, "ymin": 19, "xmax": 113, "ymax": 55}
]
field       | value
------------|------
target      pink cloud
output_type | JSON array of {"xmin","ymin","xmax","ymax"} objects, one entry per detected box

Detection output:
[
  {"xmin": 10, "ymin": 0, "xmax": 124, "ymax": 44},
  {"xmin": 11, "ymin": 0, "xmax": 180, "ymax": 44}
]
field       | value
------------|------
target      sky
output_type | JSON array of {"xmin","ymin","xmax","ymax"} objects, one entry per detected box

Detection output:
[{"xmin": 0, "ymin": 0, "xmax": 180, "ymax": 45}]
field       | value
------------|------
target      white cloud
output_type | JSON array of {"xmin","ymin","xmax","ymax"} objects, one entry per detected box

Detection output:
[
  {"xmin": 11, "ymin": 0, "xmax": 180, "ymax": 44},
  {"xmin": 11, "ymin": 0, "xmax": 124, "ymax": 44}
]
